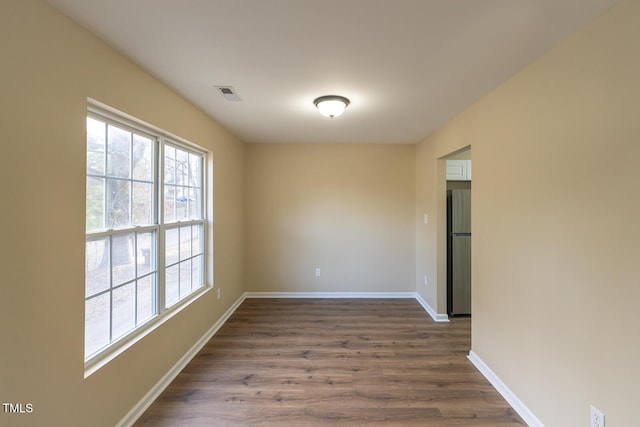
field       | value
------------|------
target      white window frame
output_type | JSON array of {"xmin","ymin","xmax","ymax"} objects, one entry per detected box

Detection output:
[{"xmin": 84, "ymin": 101, "xmax": 210, "ymax": 376}]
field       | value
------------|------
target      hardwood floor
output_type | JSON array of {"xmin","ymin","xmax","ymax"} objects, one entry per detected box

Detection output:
[{"xmin": 135, "ymin": 299, "xmax": 524, "ymax": 426}]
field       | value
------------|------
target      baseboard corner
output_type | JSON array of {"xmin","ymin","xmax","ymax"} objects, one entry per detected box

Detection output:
[{"xmin": 414, "ymin": 292, "xmax": 449, "ymax": 322}]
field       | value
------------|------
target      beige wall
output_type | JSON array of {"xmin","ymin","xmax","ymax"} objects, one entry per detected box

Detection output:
[
  {"xmin": 416, "ymin": 0, "xmax": 640, "ymax": 425},
  {"xmin": 0, "ymin": 1, "xmax": 244, "ymax": 426},
  {"xmin": 245, "ymin": 144, "xmax": 416, "ymax": 293}
]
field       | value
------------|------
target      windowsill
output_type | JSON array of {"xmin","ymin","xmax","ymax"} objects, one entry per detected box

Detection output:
[{"xmin": 84, "ymin": 285, "xmax": 212, "ymax": 378}]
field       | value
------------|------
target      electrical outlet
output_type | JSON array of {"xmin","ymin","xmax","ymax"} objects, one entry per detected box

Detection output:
[
  {"xmin": 591, "ymin": 405, "xmax": 605, "ymax": 427},
  {"xmin": 423, "ymin": 213, "xmax": 428, "ymax": 224},
  {"xmin": 423, "ymin": 275, "xmax": 428, "ymax": 286},
  {"xmin": 216, "ymin": 288, "xmax": 221, "ymax": 300},
  {"xmin": 315, "ymin": 268, "xmax": 321, "ymax": 277}
]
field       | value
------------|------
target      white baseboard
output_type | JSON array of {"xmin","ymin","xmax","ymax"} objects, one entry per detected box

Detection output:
[
  {"xmin": 414, "ymin": 292, "xmax": 450, "ymax": 322},
  {"xmin": 244, "ymin": 291, "xmax": 416, "ymax": 299},
  {"xmin": 467, "ymin": 350, "xmax": 544, "ymax": 427},
  {"xmin": 116, "ymin": 293, "xmax": 247, "ymax": 427}
]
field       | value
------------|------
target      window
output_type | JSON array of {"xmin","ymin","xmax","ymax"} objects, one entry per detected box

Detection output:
[{"xmin": 85, "ymin": 106, "xmax": 207, "ymax": 363}]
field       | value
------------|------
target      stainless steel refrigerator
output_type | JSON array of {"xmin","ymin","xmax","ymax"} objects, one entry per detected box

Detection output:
[{"xmin": 447, "ymin": 189, "xmax": 471, "ymax": 316}]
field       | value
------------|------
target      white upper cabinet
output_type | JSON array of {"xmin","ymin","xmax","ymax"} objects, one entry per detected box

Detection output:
[{"xmin": 446, "ymin": 160, "xmax": 472, "ymax": 181}]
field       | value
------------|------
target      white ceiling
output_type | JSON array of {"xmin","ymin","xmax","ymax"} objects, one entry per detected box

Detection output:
[{"xmin": 47, "ymin": 0, "xmax": 618, "ymax": 144}]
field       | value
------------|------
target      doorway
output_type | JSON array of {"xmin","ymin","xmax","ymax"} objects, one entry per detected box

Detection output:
[{"xmin": 444, "ymin": 149, "xmax": 471, "ymax": 317}]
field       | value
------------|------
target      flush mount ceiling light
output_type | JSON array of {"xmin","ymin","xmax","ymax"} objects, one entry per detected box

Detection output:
[{"xmin": 313, "ymin": 95, "xmax": 350, "ymax": 119}]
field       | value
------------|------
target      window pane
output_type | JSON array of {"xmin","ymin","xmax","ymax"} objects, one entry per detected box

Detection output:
[
  {"xmin": 86, "ymin": 177, "xmax": 105, "ymax": 232},
  {"xmin": 85, "ymin": 293, "xmax": 110, "ymax": 357},
  {"xmin": 180, "ymin": 225, "xmax": 191, "ymax": 261},
  {"xmin": 132, "ymin": 182, "xmax": 153, "ymax": 226},
  {"xmin": 132, "ymin": 134, "xmax": 153, "ymax": 181},
  {"xmin": 87, "ymin": 117, "xmax": 105, "ymax": 175},
  {"xmin": 106, "ymin": 179, "xmax": 131, "ymax": 229},
  {"xmin": 192, "ymin": 254, "xmax": 203, "ymax": 288},
  {"xmin": 176, "ymin": 187, "xmax": 188, "ymax": 221},
  {"xmin": 112, "ymin": 283, "xmax": 135, "ymax": 340},
  {"xmin": 107, "ymin": 124, "xmax": 131, "ymax": 178},
  {"xmin": 112, "ymin": 233, "xmax": 135, "ymax": 286},
  {"xmin": 164, "ymin": 185, "xmax": 176, "ymax": 223},
  {"xmin": 188, "ymin": 153, "xmax": 200, "ymax": 188},
  {"xmin": 165, "ymin": 228, "xmax": 179, "ymax": 266},
  {"xmin": 180, "ymin": 259, "xmax": 192, "ymax": 298},
  {"xmin": 86, "ymin": 238, "xmax": 110, "ymax": 298},
  {"xmin": 137, "ymin": 231, "xmax": 154, "ymax": 276},
  {"xmin": 188, "ymin": 188, "xmax": 199, "ymax": 219},
  {"xmin": 164, "ymin": 145, "xmax": 175, "ymax": 184},
  {"xmin": 176, "ymin": 148, "xmax": 188, "ymax": 185},
  {"xmin": 165, "ymin": 265, "xmax": 179, "ymax": 307},
  {"xmin": 192, "ymin": 224, "xmax": 202, "ymax": 256},
  {"xmin": 137, "ymin": 275, "xmax": 155, "ymax": 324}
]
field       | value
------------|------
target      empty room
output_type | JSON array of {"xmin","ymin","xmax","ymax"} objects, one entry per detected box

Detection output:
[{"xmin": 1, "ymin": 0, "xmax": 638, "ymax": 426}]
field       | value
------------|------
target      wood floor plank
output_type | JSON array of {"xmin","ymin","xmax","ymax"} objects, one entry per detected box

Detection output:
[{"xmin": 134, "ymin": 299, "xmax": 525, "ymax": 426}]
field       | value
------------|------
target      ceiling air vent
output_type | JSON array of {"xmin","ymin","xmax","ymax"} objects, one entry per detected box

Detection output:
[{"xmin": 215, "ymin": 86, "xmax": 242, "ymax": 101}]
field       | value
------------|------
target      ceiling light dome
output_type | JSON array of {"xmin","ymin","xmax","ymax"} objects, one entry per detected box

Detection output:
[{"xmin": 313, "ymin": 95, "xmax": 350, "ymax": 119}]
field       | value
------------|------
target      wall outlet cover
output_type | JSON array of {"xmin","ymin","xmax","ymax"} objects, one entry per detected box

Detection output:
[{"xmin": 590, "ymin": 405, "xmax": 605, "ymax": 427}]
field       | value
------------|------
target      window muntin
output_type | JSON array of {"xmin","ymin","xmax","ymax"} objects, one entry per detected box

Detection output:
[{"xmin": 85, "ymin": 110, "xmax": 207, "ymax": 362}]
